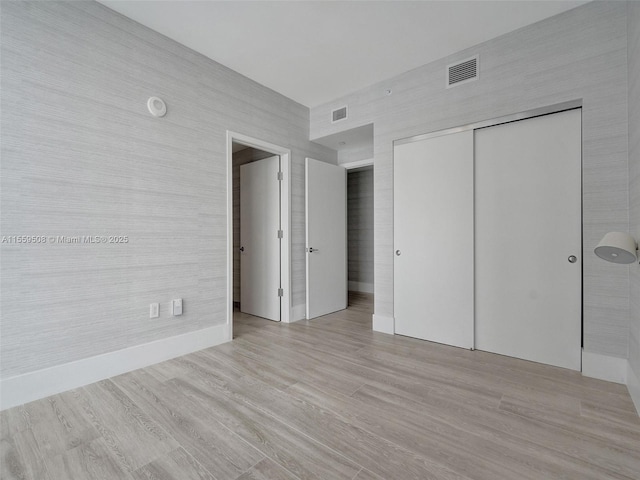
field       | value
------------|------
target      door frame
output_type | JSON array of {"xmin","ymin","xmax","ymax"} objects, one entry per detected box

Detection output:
[
  {"xmin": 394, "ymin": 100, "xmax": 582, "ymax": 147},
  {"xmin": 226, "ymin": 131, "xmax": 292, "ymax": 341}
]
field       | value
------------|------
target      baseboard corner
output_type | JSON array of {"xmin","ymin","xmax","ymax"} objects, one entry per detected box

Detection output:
[
  {"xmin": 372, "ymin": 313, "xmax": 394, "ymax": 335},
  {"xmin": 290, "ymin": 303, "xmax": 306, "ymax": 323},
  {"xmin": 581, "ymin": 349, "xmax": 627, "ymax": 384},
  {"xmin": 627, "ymin": 361, "xmax": 640, "ymax": 416}
]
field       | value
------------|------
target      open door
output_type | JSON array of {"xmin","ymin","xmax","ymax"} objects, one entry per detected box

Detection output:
[
  {"xmin": 240, "ymin": 156, "xmax": 281, "ymax": 321},
  {"xmin": 305, "ymin": 158, "xmax": 347, "ymax": 319}
]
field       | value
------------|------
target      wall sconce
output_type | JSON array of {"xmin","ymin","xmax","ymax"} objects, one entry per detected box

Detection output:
[{"xmin": 594, "ymin": 232, "xmax": 638, "ymax": 264}]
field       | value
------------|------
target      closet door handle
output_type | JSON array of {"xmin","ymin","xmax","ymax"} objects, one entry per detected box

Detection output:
[{"xmin": 395, "ymin": 250, "xmax": 401, "ymax": 256}]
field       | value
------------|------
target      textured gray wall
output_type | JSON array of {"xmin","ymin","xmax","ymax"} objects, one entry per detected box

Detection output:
[
  {"xmin": 628, "ymin": 0, "xmax": 640, "ymax": 381},
  {"xmin": 338, "ymin": 144, "xmax": 374, "ymax": 166},
  {"xmin": 347, "ymin": 168, "xmax": 374, "ymax": 291},
  {"xmin": 0, "ymin": 1, "xmax": 336, "ymax": 379},
  {"xmin": 310, "ymin": 1, "xmax": 630, "ymax": 358}
]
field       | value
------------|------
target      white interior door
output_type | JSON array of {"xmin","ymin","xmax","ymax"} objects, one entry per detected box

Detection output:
[
  {"xmin": 240, "ymin": 156, "xmax": 281, "ymax": 321},
  {"xmin": 305, "ymin": 158, "xmax": 347, "ymax": 319},
  {"xmin": 393, "ymin": 130, "xmax": 474, "ymax": 349},
  {"xmin": 475, "ymin": 109, "xmax": 582, "ymax": 370}
]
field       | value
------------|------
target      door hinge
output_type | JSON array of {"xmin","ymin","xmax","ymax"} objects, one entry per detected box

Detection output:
[
  {"xmin": 277, "ymin": 229, "xmax": 283, "ymax": 239},
  {"xmin": 277, "ymin": 171, "xmax": 283, "ymax": 181},
  {"xmin": 278, "ymin": 288, "xmax": 284, "ymax": 297}
]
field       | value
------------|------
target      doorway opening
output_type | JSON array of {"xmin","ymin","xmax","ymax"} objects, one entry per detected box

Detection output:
[
  {"xmin": 346, "ymin": 165, "xmax": 374, "ymax": 307},
  {"xmin": 226, "ymin": 132, "xmax": 292, "ymax": 340}
]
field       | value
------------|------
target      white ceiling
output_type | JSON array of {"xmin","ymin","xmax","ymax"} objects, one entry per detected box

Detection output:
[{"xmin": 98, "ymin": 1, "xmax": 587, "ymax": 108}]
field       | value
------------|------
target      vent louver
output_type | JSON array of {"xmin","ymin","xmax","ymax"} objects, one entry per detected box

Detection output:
[
  {"xmin": 332, "ymin": 106, "xmax": 348, "ymax": 123},
  {"xmin": 447, "ymin": 56, "xmax": 479, "ymax": 88}
]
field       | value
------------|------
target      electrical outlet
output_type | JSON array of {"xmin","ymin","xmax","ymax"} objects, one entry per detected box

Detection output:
[
  {"xmin": 172, "ymin": 299, "xmax": 183, "ymax": 316},
  {"xmin": 150, "ymin": 303, "xmax": 159, "ymax": 319}
]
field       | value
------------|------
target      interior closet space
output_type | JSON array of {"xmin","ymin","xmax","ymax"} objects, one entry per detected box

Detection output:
[{"xmin": 347, "ymin": 166, "xmax": 374, "ymax": 297}]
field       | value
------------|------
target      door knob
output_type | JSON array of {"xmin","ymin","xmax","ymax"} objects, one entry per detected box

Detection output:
[
  {"xmin": 568, "ymin": 255, "xmax": 577, "ymax": 263},
  {"xmin": 308, "ymin": 247, "xmax": 317, "ymax": 253},
  {"xmin": 395, "ymin": 250, "xmax": 401, "ymax": 256},
  {"xmin": 239, "ymin": 246, "xmax": 245, "ymax": 252}
]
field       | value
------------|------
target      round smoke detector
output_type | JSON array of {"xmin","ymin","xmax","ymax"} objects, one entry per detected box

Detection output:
[{"xmin": 147, "ymin": 97, "xmax": 167, "ymax": 117}]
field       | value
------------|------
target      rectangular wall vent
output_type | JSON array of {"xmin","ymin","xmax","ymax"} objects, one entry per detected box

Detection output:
[
  {"xmin": 332, "ymin": 106, "xmax": 348, "ymax": 123},
  {"xmin": 447, "ymin": 55, "xmax": 479, "ymax": 88}
]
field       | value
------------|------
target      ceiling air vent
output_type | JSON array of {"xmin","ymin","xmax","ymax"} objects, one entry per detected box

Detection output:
[
  {"xmin": 331, "ymin": 106, "xmax": 348, "ymax": 123},
  {"xmin": 447, "ymin": 55, "xmax": 479, "ymax": 88}
]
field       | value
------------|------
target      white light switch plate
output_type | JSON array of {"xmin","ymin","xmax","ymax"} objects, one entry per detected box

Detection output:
[{"xmin": 150, "ymin": 303, "xmax": 159, "ymax": 319}]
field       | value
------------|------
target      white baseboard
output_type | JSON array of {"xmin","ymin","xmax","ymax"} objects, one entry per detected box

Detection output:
[
  {"xmin": 373, "ymin": 314, "xmax": 394, "ymax": 335},
  {"xmin": 0, "ymin": 323, "xmax": 229, "ymax": 411},
  {"xmin": 290, "ymin": 303, "xmax": 306, "ymax": 322},
  {"xmin": 348, "ymin": 281, "xmax": 374, "ymax": 294},
  {"xmin": 581, "ymin": 349, "xmax": 627, "ymax": 384},
  {"xmin": 627, "ymin": 361, "xmax": 640, "ymax": 416}
]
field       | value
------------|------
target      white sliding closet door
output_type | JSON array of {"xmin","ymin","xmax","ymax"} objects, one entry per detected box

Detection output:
[
  {"xmin": 394, "ymin": 130, "xmax": 474, "ymax": 349},
  {"xmin": 475, "ymin": 109, "xmax": 582, "ymax": 370}
]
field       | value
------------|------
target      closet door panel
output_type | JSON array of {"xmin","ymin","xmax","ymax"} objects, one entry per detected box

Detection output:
[
  {"xmin": 393, "ymin": 130, "xmax": 474, "ymax": 349},
  {"xmin": 475, "ymin": 109, "xmax": 582, "ymax": 371}
]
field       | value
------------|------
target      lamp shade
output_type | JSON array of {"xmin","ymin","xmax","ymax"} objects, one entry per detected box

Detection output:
[{"xmin": 594, "ymin": 232, "xmax": 638, "ymax": 264}]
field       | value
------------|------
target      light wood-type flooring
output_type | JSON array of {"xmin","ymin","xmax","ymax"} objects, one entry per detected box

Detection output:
[{"xmin": 2, "ymin": 292, "xmax": 639, "ymax": 480}]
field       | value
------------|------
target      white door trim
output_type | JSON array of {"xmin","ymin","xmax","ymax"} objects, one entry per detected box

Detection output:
[
  {"xmin": 341, "ymin": 158, "xmax": 373, "ymax": 170},
  {"xmin": 226, "ymin": 132, "xmax": 292, "ymax": 341},
  {"xmin": 394, "ymin": 99, "xmax": 582, "ymax": 147}
]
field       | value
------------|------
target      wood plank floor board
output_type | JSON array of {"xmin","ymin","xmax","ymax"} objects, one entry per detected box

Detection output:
[
  {"xmin": 287, "ymin": 381, "xmax": 604, "ymax": 480},
  {"xmin": 192, "ymin": 348, "xmax": 300, "ymax": 392},
  {"xmin": 281, "ymin": 382, "xmax": 518, "ymax": 480},
  {"xmin": 75, "ymin": 380, "xmax": 179, "ymax": 473},
  {"xmin": 234, "ymin": 338, "xmax": 381, "ymax": 397},
  {"xmin": 351, "ymin": 343, "xmax": 637, "ymax": 413},
  {"xmin": 211, "ymin": 337, "xmax": 366, "ymax": 397},
  {"xmin": 1, "ymin": 429, "xmax": 51, "ymax": 480},
  {"xmin": 0, "ymin": 407, "xmax": 32, "ymax": 440},
  {"xmin": 1, "ymin": 293, "xmax": 638, "ymax": 480},
  {"xmin": 112, "ymin": 369, "xmax": 265, "ymax": 480},
  {"xmin": 580, "ymin": 399, "xmax": 640, "ymax": 427},
  {"xmin": 235, "ymin": 458, "xmax": 301, "ymax": 480},
  {"xmin": 170, "ymin": 377, "xmax": 362, "ymax": 480},
  {"xmin": 232, "ymin": 331, "xmax": 423, "ymax": 394},
  {"xmin": 43, "ymin": 437, "xmax": 134, "ymax": 480},
  {"xmin": 28, "ymin": 390, "xmax": 101, "ymax": 458},
  {"xmin": 200, "ymin": 374, "xmax": 472, "ymax": 480},
  {"xmin": 499, "ymin": 395, "xmax": 640, "ymax": 452},
  {"xmin": 351, "ymin": 468, "xmax": 384, "ymax": 480},
  {"xmin": 131, "ymin": 447, "xmax": 216, "ymax": 480},
  {"xmin": 350, "ymin": 382, "xmax": 640, "ymax": 479},
  {"xmin": 354, "ymin": 336, "xmax": 634, "ymax": 404}
]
